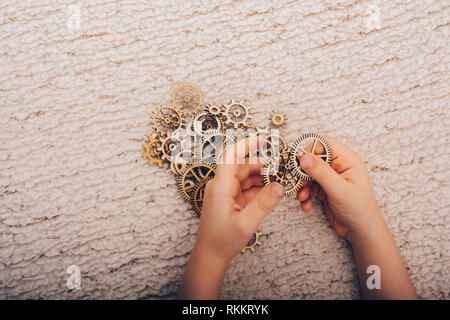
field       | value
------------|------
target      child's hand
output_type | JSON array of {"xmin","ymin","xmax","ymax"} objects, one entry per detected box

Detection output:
[
  {"xmin": 296, "ymin": 136, "xmax": 417, "ymax": 299},
  {"xmin": 196, "ymin": 136, "xmax": 285, "ymax": 263},
  {"xmin": 296, "ymin": 136, "xmax": 382, "ymax": 243},
  {"xmin": 178, "ymin": 137, "xmax": 284, "ymax": 299}
]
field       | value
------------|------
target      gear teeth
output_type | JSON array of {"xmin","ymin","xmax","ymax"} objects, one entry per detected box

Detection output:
[
  {"xmin": 241, "ymin": 231, "xmax": 262, "ymax": 253},
  {"xmin": 172, "ymin": 83, "xmax": 203, "ymax": 116},
  {"xmin": 142, "ymin": 135, "xmax": 164, "ymax": 168},
  {"xmin": 289, "ymin": 133, "xmax": 332, "ymax": 181}
]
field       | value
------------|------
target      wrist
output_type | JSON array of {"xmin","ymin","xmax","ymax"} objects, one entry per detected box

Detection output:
[
  {"xmin": 346, "ymin": 210, "xmax": 387, "ymax": 245},
  {"xmin": 191, "ymin": 243, "xmax": 231, "ymax": 272}
]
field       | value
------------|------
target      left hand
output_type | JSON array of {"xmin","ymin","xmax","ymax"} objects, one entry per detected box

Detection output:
[{"xmin": 195, "ymin": 136, "xmax": 285, "ymax": 264}]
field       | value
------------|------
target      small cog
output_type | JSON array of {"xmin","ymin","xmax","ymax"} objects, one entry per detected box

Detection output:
[
  {"xmin": 269, "ymin": 111, "xmax": 287, "ymax": 128},
  {"xmin": 241, "ymin": 231, "xmax": 262, "ymax": 253},
  {"xmin": 142, "ymin": 134, "xmax": 163, "ymax": 167}
]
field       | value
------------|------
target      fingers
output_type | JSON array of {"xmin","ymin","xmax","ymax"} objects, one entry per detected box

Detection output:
[
  {"xmin": 296, "ymin": 186, "xmax": 310, "ymax": 202},
  {"xmin": 240, "ymin": 175, "xmax": 264, "ymax": 190},
  {"xmin": 300, "ymin": 153, "xmax": 349, "ymax": 200},
  {"xmin": 323, "ymin": 136, "xmax": 354, "ymax": 161},
  {"xmin": 215, "ymin": 136, "xmax": 264, "ymax": 187},
  {"xmin": 242, "ymin": 186, "xmax": 263, "ymax": 203},
  {"xmin": 235, "ymin": 162, "xmax": 265, "ymax": 182},
  {"xmin": 240, "ymin": 182, "xmax": 284, "ymax": 231}
]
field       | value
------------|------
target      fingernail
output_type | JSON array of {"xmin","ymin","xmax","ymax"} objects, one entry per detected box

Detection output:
[
  {"xmin": 301, "ymin": 154, "xmax": 314, "ymax": 169},
  {"xmin": 270, "ymin": 182, "xmax": 285, "ymax": 198}
]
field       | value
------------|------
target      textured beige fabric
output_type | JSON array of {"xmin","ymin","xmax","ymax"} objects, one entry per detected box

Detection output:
[{"xmin": 1, "ymin": 0, "xmax": 449, "ymax": 299}]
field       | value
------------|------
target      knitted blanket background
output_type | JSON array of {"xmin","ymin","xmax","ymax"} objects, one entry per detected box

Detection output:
[{"xmin": 0, "ymin": 0, "xmax": 449, "ymax": 299}]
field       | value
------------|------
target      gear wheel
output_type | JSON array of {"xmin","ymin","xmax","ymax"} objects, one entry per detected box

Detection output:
[
  {"xmin": 224, "ymin": 99, "xmax": 252, "ymax": 129},
  {"xmin": 198, "ymin": 129, "xmax": 235, "ymax": 165},
  {"xmin": 142, "ymin": 134, "xmax": 163, "ymax": 167},
  {"xmin": 241, "ymin": 231, "xmax": 262, "ymax": 253},
  {"xmin": 269, "ymin": 111, "xmax": 287, "ymax": 128},
  {"xmin": 151, "ymin": 105, "xmax": 184, "ymax": 137},
  {"xmin": 289, "ymin": 133, "xmax": 332, "ymax": 181},
  {"xmin": 256, "ymin": 127, "xmax": 287, "ymax": 160},
  {"xmin": 204, "ymin": 104, "xmax": 225, "ymax": 117},
  {"xmin": 172, "ymin": 83, "xmax": 203, "ymax": 116},
  {"xmin": 170, "ymin": 149, "xmax": 194, "ymax": 175},
  {"xmin": 263, "ymin": 148, "xmax": 305, "ymax": 197},
  {"xmin": 192, "ymin": 112, "xmax": 222, "ymax": 135},
  {"xmin": 157, "ymin": 130, "xmax": 187, "ymax": 162},
  {"xmin": 190, "ymin": 177, "xmax": 213, "ymax": 216},
  {"xmin": 177, "ymin": 163, "xmax": 216, "ymax": 202}
]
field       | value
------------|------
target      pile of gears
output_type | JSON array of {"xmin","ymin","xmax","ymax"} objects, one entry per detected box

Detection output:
[{"xmin": 142, "ymin": 84, "xmax": 332, "ymax": 253}]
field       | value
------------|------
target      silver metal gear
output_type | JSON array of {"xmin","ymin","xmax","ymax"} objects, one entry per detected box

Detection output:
[{"xmin": 289, "ymin": 133, "xmax": 332, "ymax": 181}]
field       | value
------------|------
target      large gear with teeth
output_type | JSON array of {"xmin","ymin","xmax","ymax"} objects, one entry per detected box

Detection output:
[
  {"xmin": 172, "ymin": 83, "xmax": 203, "ymax": 116},
  {"xmin": 289, "ymin": 133, "xmax": 332, "ymax": 181},
  {"xmin": 151, "ymin": 105, "xmax": 184, "ymax": 137},
  {"xmin": 224, "ymin": 99, "xmax": 252, "ymax": 129},
  {"xmin": 198, "ymin": 129, "xmax": 235, "ymax": 165},
  {"xmin": 177, "ymin": 163, "xmax": 216, "ymax": 202},
  {"xmin": 191, "ymin": 177, "xmax": 213, "ymax": 216},
  {"xmin": 263, "ymin": 148, "xmax": 305, "ymax": 197}
]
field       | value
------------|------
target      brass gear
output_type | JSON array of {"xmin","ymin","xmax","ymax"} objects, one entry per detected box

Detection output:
[
  {"xmin": 190, "ymin": 177, "xmax": 213, "ymax": 216},
  {"xmin": 263, "ymin": 148, "xmax": 305, "ymax": 197},
  {"xmin": 151, "ymin": 105, "xmax": 184, "ymax": 137},
  {"xmin": 270, "ymin": 111, "xmax": 287, "ymax": 128},
  {"xmin": 289, "ymin": 133, "xmax": 332, "ymax": 181},
  {"xmin": 142, "ymin": 134, "xmax": 163, "ymax": 168},
  {"xmin": 204, "ymin": 104, "xmax": 225, "ymax": 117},
  {"xmin": 241, "ymin": 231, "xmax": 262, "ymax": 253},
  {"xmin": 172, "ymin": 83, "xmax": 203, "ymax": 116},
  {"xmin": 177, "ymin": 163, "xmax": 216, "ymax": 202}
]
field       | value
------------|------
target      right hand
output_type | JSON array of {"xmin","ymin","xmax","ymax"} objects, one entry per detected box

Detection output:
[{"xmin": 296, "ymin": 136, "xmax": 383, "ymax": 243}]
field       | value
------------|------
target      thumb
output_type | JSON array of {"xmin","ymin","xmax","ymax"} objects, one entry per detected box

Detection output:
[
  {"xmin": 300, "ymin": 153, "xmax": 348, "ymax": 199},
  {"xmin": 241, "ymin": 182, "xmax": 284, "ymax": 230}
]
